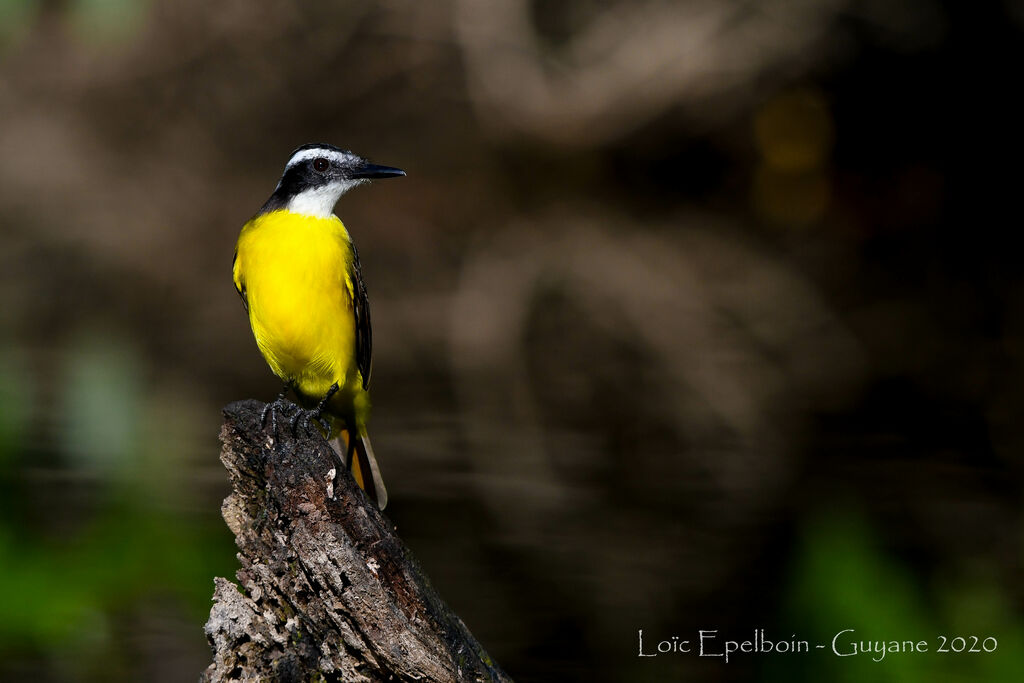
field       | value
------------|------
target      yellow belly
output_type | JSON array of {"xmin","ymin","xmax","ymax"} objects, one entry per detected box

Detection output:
[{"xmin": 234, "ymin": 210, "xmax": 365, "ymax": 414}]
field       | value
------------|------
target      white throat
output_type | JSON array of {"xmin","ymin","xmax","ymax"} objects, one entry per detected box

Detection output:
[{"xmin": 285, "ymin": 180, "xmax": 361, "ymax": 218}]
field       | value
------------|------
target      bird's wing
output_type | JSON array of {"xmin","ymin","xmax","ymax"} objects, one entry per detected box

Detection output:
[
  {"xmin": 232, "ymin": 250, "xmax": 248, "ymax": 312},
  {"xmin": 350, "ymin": 244, "xmax": 372, "ymax": 389}
]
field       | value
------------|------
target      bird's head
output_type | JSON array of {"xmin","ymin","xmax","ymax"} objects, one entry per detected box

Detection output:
[{"xmin": 264, "ymin": 143, "xmax": 405, "ymax": 218}]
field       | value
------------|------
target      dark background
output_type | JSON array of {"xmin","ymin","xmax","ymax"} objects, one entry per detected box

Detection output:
[{"xmin": 1, "ymin": 1, "xmax": 1022, "ymax": 681}]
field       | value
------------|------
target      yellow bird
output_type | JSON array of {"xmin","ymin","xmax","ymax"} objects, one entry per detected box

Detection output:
[{"xmin": 232, "ymin": 143, "xmax": 404, "ymax": 509}]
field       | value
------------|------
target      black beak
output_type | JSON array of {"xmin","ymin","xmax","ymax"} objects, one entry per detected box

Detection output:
[{"xmin": 351, "ymin": 163, "xmax": 406, "ymax": 179}]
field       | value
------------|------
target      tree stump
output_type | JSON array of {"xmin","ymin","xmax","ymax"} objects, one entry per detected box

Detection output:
[{"xmin": 201, "ymin": 400, "xmax": 512, "ymax": 683}]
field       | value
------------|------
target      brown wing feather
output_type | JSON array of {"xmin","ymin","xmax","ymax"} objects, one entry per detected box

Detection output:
[{"xmin": 351, "ymin": 244, "xmax": 372, "ymax": 389}]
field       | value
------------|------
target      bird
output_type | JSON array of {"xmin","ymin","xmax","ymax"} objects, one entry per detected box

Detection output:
[{"xmin": 232, "ymin": 143, "xmax": 405, "ymax": 509}]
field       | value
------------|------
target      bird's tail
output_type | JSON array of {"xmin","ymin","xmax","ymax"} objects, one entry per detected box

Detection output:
[{"xmin": 330, "ymin": 421, "xmax": 388, "ymax": 510}]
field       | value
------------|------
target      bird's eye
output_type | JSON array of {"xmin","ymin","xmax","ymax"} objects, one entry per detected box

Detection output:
[{"xmin": 313, "ymin": 158, "xmax": 329, "ymax": 172}]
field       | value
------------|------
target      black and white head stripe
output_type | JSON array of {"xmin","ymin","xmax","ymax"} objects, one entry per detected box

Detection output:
[
  {"xmin": 257, "ymin": 143, "xmax": 404, "ymax": 218},
  {"xmin": 284, "ymin": 143, "xmax": 358, "ymax": 171}
]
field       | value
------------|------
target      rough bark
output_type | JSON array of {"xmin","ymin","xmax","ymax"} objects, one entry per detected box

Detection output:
[{"xmin": 201, "ymin": 400, "xmax": 511, "ymax": 683}]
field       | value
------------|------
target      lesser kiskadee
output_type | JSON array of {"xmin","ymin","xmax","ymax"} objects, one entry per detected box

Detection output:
[{"xmin": 232, "ymin": 143, "xmax": 404, "ymax": 509}]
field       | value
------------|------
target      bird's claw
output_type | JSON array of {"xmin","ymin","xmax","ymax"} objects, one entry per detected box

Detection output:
[
  {"xmin": 261, "ymin": 382, "xmax": 338, "ymax": 442},
  {"xmin": 288, "ymin": 408, "xmax": 331, "ymax": 439},
  {"xmin": 316, "ymin": 413, "xmax": 332, "ymax": 437},
  {"xmin": 261, "ymin": 395, "xmax": 299, "ymax": 438},
  {"xmin": 290, "ymin": 382, "xmax": 339, "ymax": 439}
]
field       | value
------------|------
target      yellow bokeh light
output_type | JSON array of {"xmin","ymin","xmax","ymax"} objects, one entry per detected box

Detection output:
[{"xmin": 754, "ymin": 88, "xmax": 834, "ymax": 172}]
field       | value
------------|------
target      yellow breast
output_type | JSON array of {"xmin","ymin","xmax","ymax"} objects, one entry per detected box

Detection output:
[{"xmin": 234, "ymin": 210, "xmax": 358, "ymax": 397}]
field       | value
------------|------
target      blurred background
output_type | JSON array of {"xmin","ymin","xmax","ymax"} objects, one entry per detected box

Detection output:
[{"xmin": 1, "ymin": 1, "xmax": 1023, "ymax": 681}]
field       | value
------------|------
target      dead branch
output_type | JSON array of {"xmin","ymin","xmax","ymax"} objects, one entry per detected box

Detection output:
[{"xmin": 201, "ymin": 400, "xmax": 511, "ymax": 683}]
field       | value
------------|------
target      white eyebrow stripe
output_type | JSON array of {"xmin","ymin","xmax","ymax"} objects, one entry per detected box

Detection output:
[{"xmin": 285, "ymin": 148, "xmax": 352, "ymax": 169}]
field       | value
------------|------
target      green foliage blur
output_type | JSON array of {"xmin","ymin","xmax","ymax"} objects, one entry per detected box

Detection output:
[
  {"xmin": 765, "ymin": 512, "xmax": 1024, "ymax": 683},
  {"xmin": 0, "ymin": 334, "xmax": 234, "ymax": 677}
]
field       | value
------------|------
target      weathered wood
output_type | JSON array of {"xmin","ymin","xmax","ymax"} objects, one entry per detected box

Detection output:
[{"xmin": 202, "ymin": 400, "xmax": 511, "ymax": 683}]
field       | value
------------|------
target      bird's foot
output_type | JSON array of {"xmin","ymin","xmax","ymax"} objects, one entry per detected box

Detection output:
[
  {"xmin": 288, "ymin": 407, "xmax": 331, "ymax": 439},
  {"xmin": 288, "ymin": 382, "xmax": 340, "ymax": 439},
  {"xmin": 261, "ymin": 385, "xmax": 298, "ymax": 438}
]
